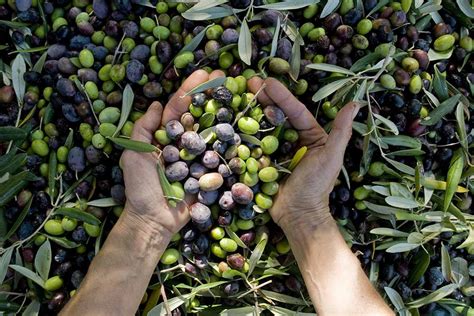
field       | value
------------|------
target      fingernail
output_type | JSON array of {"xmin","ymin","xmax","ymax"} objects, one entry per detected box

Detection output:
[{"xmin": 351, "ymin": 102, "xmax": 360, "ymax": 119}]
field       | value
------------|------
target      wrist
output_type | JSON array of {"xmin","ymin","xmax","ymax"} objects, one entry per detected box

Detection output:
[
  {"xmin": 119, "ymin": 208, "xmax": 173, "ymax": 247},
  {"xmin": 278, "ymin": 203, "xmax": 333, "ymax": 235}
]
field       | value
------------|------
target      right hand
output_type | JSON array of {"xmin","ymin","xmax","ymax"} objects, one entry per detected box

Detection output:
[{"xmin": 248, "ymin": 77, "xmax": 360, "ymax": 231}]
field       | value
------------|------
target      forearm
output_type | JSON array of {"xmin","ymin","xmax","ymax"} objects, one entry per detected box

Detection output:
[
  {"xmin": 61, "ymin": 210, "xmax": 171, "ymax": 316},
  {"xmin": 282, "ymin": 213, "xmax": 393, "ymax": 316}
]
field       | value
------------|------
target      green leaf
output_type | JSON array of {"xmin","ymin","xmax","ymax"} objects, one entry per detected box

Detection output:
[
  {"xmin": 113, "ymin": 84, "xmax": 133, "ymax": 137},
  {"xmin": 0, "ymin": 171, "xmax": 36, "ymax": 207},
  {"xmin": 260, "ymin": 290, "xmax": 308, "ymax": 305},
  {"xmin": 55, "ymin": 207, "xmax": 101, "ymax": 225},
  {"xmin": 457, "ymin": 226, "xmax": 474, "ymax": 249},
  {"xmin": 373, "ymin": 113, "xmax": 399, "ymax": 135},
  {"xmin": 224, "ymin": 227, "xmax": 248, "ymax": 249},
  {"xmin": 370, "ymin": 228, "xmax": 409, "ymax": 237},
  {"xmin": 147, "ymin": 295, "xmax": 190, "ymax": 316},
  {"xmin": 428, "ymin": 48, "xmax": 454, "ymax": 61},
  {"xmin": 281, "ymin": 19, "xmax": 304, "ymax": 45},
  {"xmin": 107, "ymin": 137, "xmax": 157, "ymax": 152},
  {"xmin": 386, "ymin": 243, "xmax": 420, "ymax": 253},
  {"xmin": 270, "ymin": 17, "xmax": 280, "ymax": 57},
  {"xmin": 46, "ymin": 235, "xmax": 80, "ymax": 249},
  {"xmin": 455, "ymin": 103, "xmax": 468, "ymax": 151},
  {"xmin": 306, "ymin": 63, "xmax": 355, "ymax": 76},
  {"xmin": 384, "ymin": 287, "xmax": 406, "ymax": 312},
  {"xmin": 451, "ymin": 257, "xmax": 469, "ymax": 287},
  {"xmin": 289, "ymin": 38, "xmax": 301, "ymax": 81},
  {"xmin": 34, "ymin": 240, "xmax": 51, "ymax": 281},
  {"xmin": 380, "ymin": 135, "xmax": 421, "ymax": 149},
  {"xmin": 238, "ymin": 133, "xmax": 262, "ymax": 146},
  {"xmin": 181, "ymin": 24, "xmax": 214, "ymax": 53},
  {"xmin": 255, "ymin": 0, "xmax": 318, "ymax": 10},
  {"xmin": 407, "ymin": 284, "xmax": 458, "ymax": 308},
  {"xmin": 288, "ymin": 146, "xmax": 307, "ymax": 171},
  {"xmin": 267, "ymin": 306, "xmax": 315, "ymax": 316},
  {"xmin": 444, "ymin": 149, "xmax": 464, "ymax": 212},
  {"xmin": 383, "ymin": 156, "xmax": 415, "ymax": 175},
  {"xmin": 199, "ymin": 127, "xmax": 215, "ymax": 143},
  {"xmin": 0, "ymin": 20, "xmax": 29, "ymax": 28},
  {"xmin": 238, "ymin": 19, "xmax": 252, "ymax": 66},
  {"xmin": 312, "ymin": 78, "xmax": 352, "ymax": 102},
  {"xmin": 421, "ymin": 95, "xmax": 461, "ymax": 126},
  {"xmin": 183, "ymin": 77, "xmax": 227, "ymax": 96},
  {"xmin": 187, "ymin": 0, "xmax": 228, "ymax": 11},
  {"xmin": 0, "ymin": 152, "xmax": 26, "ymax": 177},
  {"xmin": 87, "ymin": 198, "xmax": 120, "ymax": 208},
  {"xmin": 12, "ymin": 54, "xmax": 26, "ymax": 105},
  {"xmin": 0, "ymin": 127, "xmax": 27, "ymax": 141},
  {"xmin": 350, "ymin": 52, "xmax": 381, "ymax": 72},
  {"xmin": 220, "ymin": 306, "xmax": 258, "ymax": 316},
  {"xmin": 320, "ymin": 0, "xmax": 340, "ymax": 18},
  {"xmin": 0, "ymin": 247, "xmax": 13, "ymax": 284},
  {"xmin": 64, "ymin": 128, "xmax": 74, "ymax": 149},
  {"xmin": 32, "ymin": 51, "xmax": 48, "ymax": 73},
  {"xmin": 247, "ymin": 237, "xmax": 268, "ymax": 276},
  {"xmin": 198, "ymin": 113, "xmax": 216, "ymax": 129},
  {"xmin": 387, "ymin": 149, "xmax": 425, "ymax": 157},
  {"xmin": 441, "ymin": 243, "xmax": 452, "ymax": 283},
  {"xmin": 157, "ymin": 162, "xmax": 178, "ymax": 207},
  {"xmin": 43, "ymin": 104, "xmax": 54, "ymax": 126},
  {"xmin": 385, "ymin": 196, "xmax": 419, "ymax": 209},
  {"xmin": 181, "ymin": 6, "xmax": 234, "ymax": 20},
  {"xmin": 48, "ymin": 151, "xmax": 57, "ymax": 200},
  {"xmin": 22, "ymin": 300, "xmax": 40, "ymax": 316},
  {"xmin": 456, "ymin": 0, "xmax": 474, "ymax": 18},
  {"xmin": 408, "ymin": 249, "xmax": 430, "ymax": 286},
  {"xmin": 432, "ymin": 65, "xmax": 449, "ymax": 101},
  {"xmin": 9, "ymin": 265, "xmax": 45, "ymax": 288}
]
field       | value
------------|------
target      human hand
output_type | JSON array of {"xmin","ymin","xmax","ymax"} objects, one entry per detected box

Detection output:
[
  {"xmin": 121, "ymin": 70, "xmax": 220, "ymax": 237},
  {"xmin": 248, "ymin": 77, "xmax": 359, "ymax": 232}
]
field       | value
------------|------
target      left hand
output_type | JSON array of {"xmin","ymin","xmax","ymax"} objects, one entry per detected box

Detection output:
[{"xmin": 120, "ymin": 70, "xmax": 226, "ymax": 237}]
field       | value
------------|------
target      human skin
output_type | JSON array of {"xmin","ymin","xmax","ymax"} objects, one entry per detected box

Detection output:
[{"xmin": 61, "ymin": 70, "xmax": 393, "ymax": 316}]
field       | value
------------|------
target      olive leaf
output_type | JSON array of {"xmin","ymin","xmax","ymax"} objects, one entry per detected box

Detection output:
[
  {"xmin": 421, "ymin": 95, "xmax": 461, "ymax": 127},
  {"xmin": 289, "ymin": 40, "xmax": 301, "ymax": 81},
  {"xmin": 384, "ymin": 287, "xmax": 406, "ymax": 313},
  {"xmin": 238, "ymin": 19, "xmax": 252, "ymax": 66},
  {"xmin": 22, "ymin": 300, "xmax": 40, "ymax": 316},
  {"xmin": 270, "ymin": 17, "xmax": 281, "ymax": 58},
  {"xmin": 181, "ymin": 6, "xmax": 234, "ymax": 21},
  {"xmin": 48, "ymin": 151, "xmax": 57, "ymax": 200},
  {"xmin": 418, "ymin": 3, "xmax": 443, "ymax": 14},
  {"xmin": 380, "ymin": 135, "xmax": 421, "ymax": 149},
  {"xmin": 288, "ymin": 146, "xmax": 307, "ymax": 171},
  {"xmin": 0, "ymin": 171, "xmax": 36, "ymax": 207},
  {"xmin": 12, "ymin": 54, "xmax": 26, "ymax": 106},
  {"xmin": 456, "ymin": 0, "xmax": 474, "ymax": 18},
  {"xmin": 157, "ymin": 162, "xmax": 178, "ymax": 208},
  {"xmin": 370, "ymin": 228, "xmax": 409, "ymax": 237},
  {"xmin": 0, "ymin": 247, "xmax": 14, "ymax": 284},
  {"xmin": 281, "ymin": 19, "xmax": 304, "ymax": 45},
  {"xmin": 34, "ymin": 240, "xmax": 51, "ymax": 281},
  {"xmin": 113, "ymin": 84, "xmax": 133, "ymax": 137},
  {"xmin": 9, "ymin": 265, "xmax": 45, "ymax": 288},
  {"xmin": 385, "ymin": 196, "xmax": 419, "ymax": 209},
  {"xmin": 0, "ymin": 126, "xmax": 27, "ymax": 141},
  {"xmin": 32, "ymin": 51, "xmax": 48, "ymax": 73},
  {"xmin": 108, "ymin": 137, "xmax": 157, "ymax": 152},
  {"xmin": 186, "ymin": 0, "xmax": 228, "ymax": 12},
  {"xmin": 224, "ymin": 227, "xmax": 248, "ymax": 249},
  {"xmin": 432, "ymin": 65, "xmax": 449, "ymax": 101},
  {"xmin": 428, "ymin": 48, "xmax": 454, "ymax": 61},
  {"xmin": 260, "ymin": 290, "xmax": 308, "ymax": 306},
  {"xmin": 46, "ymin": 235, "xmax": 80, "ymax": 248},
  {"xmin": 255, "ymin": 0, "xmax": 318, "ymax": 10},
  {"xmin": 386, "ymin": 242, "xmax": 420, "ymax": 253},
  {"xmin": 247, "ymin": 236, "xmax": 268, "ymax": 276},
  {"xmin": 183, "ymin": 76, "xmax": 226, "ymax": 96},
  {"xmin": 441, "ymin": 244, "xmax": 452, "ymax": 282},
  {"xmin": 55, "ymin": 207, "xmax": 101, "ymax": 225},
  {"xmin": 444, "ymin": 148, "xmax": 465, "ymax": 212},
  {"xmin": 312, "ymin": 78, "xmax": 352, "ymax": 102},
  {"xmin": 306, "ymin": 63, "xmax": 355, "ymax": 76},
  {"xmin": 408, "ymin": 249, "xmax": 430, "ymax": 286},
  {"xmin": 238, "ymin": 133, "xmax": 262, "ymax": 146},
  {"xmin": 180, "ymin": 23, "xmax": 214, "ymax": 53},
  {"xmin": 2, "ymin": 196, "xmax": 32, "ymax": 242},
  {"xmin": 383, "ymin": 156, "xmax": 415, "ymax": 176},
  {"xmin": 198, "ymin": 113, "xmax": 216, "ymax": 130},
  {"xmin": 267, "ymin": 306, "xmax": 315, "ymax": 316},
  {"xmin": 0, "ymin": 20, "xmax": 29, "ymax": 28},
  {"xmin": 147, "ymin": 295, "xmax": 190, "ymax": 316},
  {"xmin": 0, "ymin": 152, "xmax": 26, "ymax": 177},
  {"xmin": 455, "ymin": 102, "xmax": 468, "ymax": 151},
  {"xmin": 407, "ymin": 284, "xmax": 458, "ymax": 308},
  {"xmin": 320, "ymin": 0, "xmax": 340, "ymax": 18},
  {"xmin": 87, "ymin": 197, "xmax": 120, "ymax": 208}
]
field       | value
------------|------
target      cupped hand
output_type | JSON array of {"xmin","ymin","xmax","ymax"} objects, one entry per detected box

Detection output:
[
  {"xmin": 121, "ymin": 70, "xmax": 226, "ymax": 236},
  {"xmin": 248, "ymin": 77, "xmax": 360, "ymax": 231}
]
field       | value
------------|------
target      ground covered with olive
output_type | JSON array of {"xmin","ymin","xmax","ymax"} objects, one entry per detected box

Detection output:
[{"xmin": 0, "ymin": 0, "xmax": 473, "ymax": 315}]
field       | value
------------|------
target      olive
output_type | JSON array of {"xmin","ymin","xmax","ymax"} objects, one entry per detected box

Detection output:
[
  {"xmin": 190, "ymin": 202, "xmax": 213, "ymax": 232},
  {"xmin": 181, "ymin": 131, "xmax": 206, "ymax": 155},
  {"xmin": 201, "ymin": 151, "xmax": 220, "ymax": 169},
  {"xmin": 197, "ymin": 190, "xmax": 219, "ymax": 206},
  {"xmin": 165, "ymin": 161, "xmax": 189, "ymax": 182},
  {"xmin": 163, "ymin": 145, "xmax": 180, "ymax": 163}
]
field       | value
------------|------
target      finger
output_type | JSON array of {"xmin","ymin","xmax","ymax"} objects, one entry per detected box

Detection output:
[
  {"xmin": 325, "ymin": 102, "xmax": 360, "ymax": 167},
  {"xmin": 130, "ymin": 101, "xmax": 163, "ymax": 143},
  {"xmin": 247, "ymin": 76, "xmax": 273, "ymax": 106},
  {"xmin": 162, "ymin": 70, "xmax": 209, "ymax": 124},
  {"xmin": 209, "ymin": 69, "xmax": 225, "ymax": 80},
  {"xmin": 263, "ymin": 78, "xmax": 322, "ymax": 132}
]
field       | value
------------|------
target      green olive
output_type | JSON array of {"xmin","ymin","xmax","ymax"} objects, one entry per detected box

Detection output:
[
  {"xmin": 433, "ymin": 34, "xmax": 455, "ymax": 51},
  {"xmin": 238, "ymin": 117, "xmax": 259, "ymax": 135},
  {"xmin": 44, "ymin": 276, "xmax": 64, "ymax": 291},
  {"xmin": 210, "ymin": 227, "xmax": 225, "ymax": 240},
  {"xmin": 261, "ymin": 135, "xmax": 279, "ymax": 155},
  {"xmin": 380, "ymin": 74, "xmax": 396, "ymax": 90},
  {"xmin": 409, "ymin": 74, "xmax": 422, "ymax": 94},
  {"xmin": 174, "ymin": 51, "xmax": 195, "ymax": 69},
  {"xmin": 57, "ymin": 146, "xmax": 68, "ymax": 163},
  {"xmin": 240, "ymin": 171, "xmax": 259, "ymax": 187},
  {"xmin": 79, "ymin": 49, "xmax": 94, "ymax": 68},
  {"xmin": 246, "ymin": 157, "xmax": 259, "ymax": 174},
  {"xmin": 92, "ymin": 133, "xmax": 106, "ymax": 149},
  {"xmin": 258, "ymin": 167, "xmax": 278, "ymax": 182},
  {"xmin": 61, "ymin": 217, "xmax": 78, "ymax": 232},
  {"xmin": 283, "ymin": 129, "xmax": 299, "ymax": 142},
  {"xmin": 368, "ymin": 161, "xmax": 385, "ymax": 177},
  {"xmin": 99, "ymin": 123, "xmax": 117, "ymax": 137},
  {"xmin": 160, "ymin": 248, "xmax": 180, "ymax": 265},
  {"xmin": 255, "ymin": 192, "xmax": 273, "ymax": 209},
  {"xmin": 153, "ymin": 25, "xmax": 170, "ymax": 40},
  {"xmin": 154, "ymin": 129, "xmax": 171, "ymax": 145},
  {"xmin": 99, "ymin": 107, "xmax": 121, "ymax": 124},
  {"xmin": 140, "ymin": 17, "xmax": 156, "ymax": 33},
  {"xmin": 84, "ymin": 223, "xmax": 100, "ymax": 237},
  {"xmin": 236, "ymin": 219, "xmax": 254, "ymax": 230},
  {"xmin": 31, "ymin": 139, "xmax": 49, "ymax": 157},
  {"xmin": 261, "ymin": 181, "xmax": 279, "ymax": 196},
  {"xmin": 210, "ymin": 243, "xmax": 227, "ymax": 258},
  {"xmin": 44, "ymin": 219, "xmax": 64, "ymax": 236},
  {"xmin": 354, "ymin": 186, "xmax": 370, "ymax": 200},
  {"xmin": 276, "ymin": 239, "xmax": 291, "ymax": 254},
  {"xmin": 219, "ymin": 238, "xmax": 238, "ymax": 252},
  {"xmin": 237, "ymin": 145, "xmax": 251, "ymax": 160},
  {"xmin": 356, "ymin": 19, "xmax": 372, "ymax": 35}
]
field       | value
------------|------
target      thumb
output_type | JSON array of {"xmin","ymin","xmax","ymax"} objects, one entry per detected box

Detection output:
[
  {"xmin": 325, "ymin": 102, "xmax": 360, "ymax": 167},
  {"xmin": 130, "ymin": 101, "xmax": 163, "ymax": 143}
]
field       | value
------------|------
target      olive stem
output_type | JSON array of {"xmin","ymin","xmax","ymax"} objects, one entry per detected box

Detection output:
[
  {"xmin": 232, "ymin": 83, "xmax": 267, "ymax": 127},
  {"xmin": 237, "ymin": 280, "xmax": 272, "ymax": 299}
]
